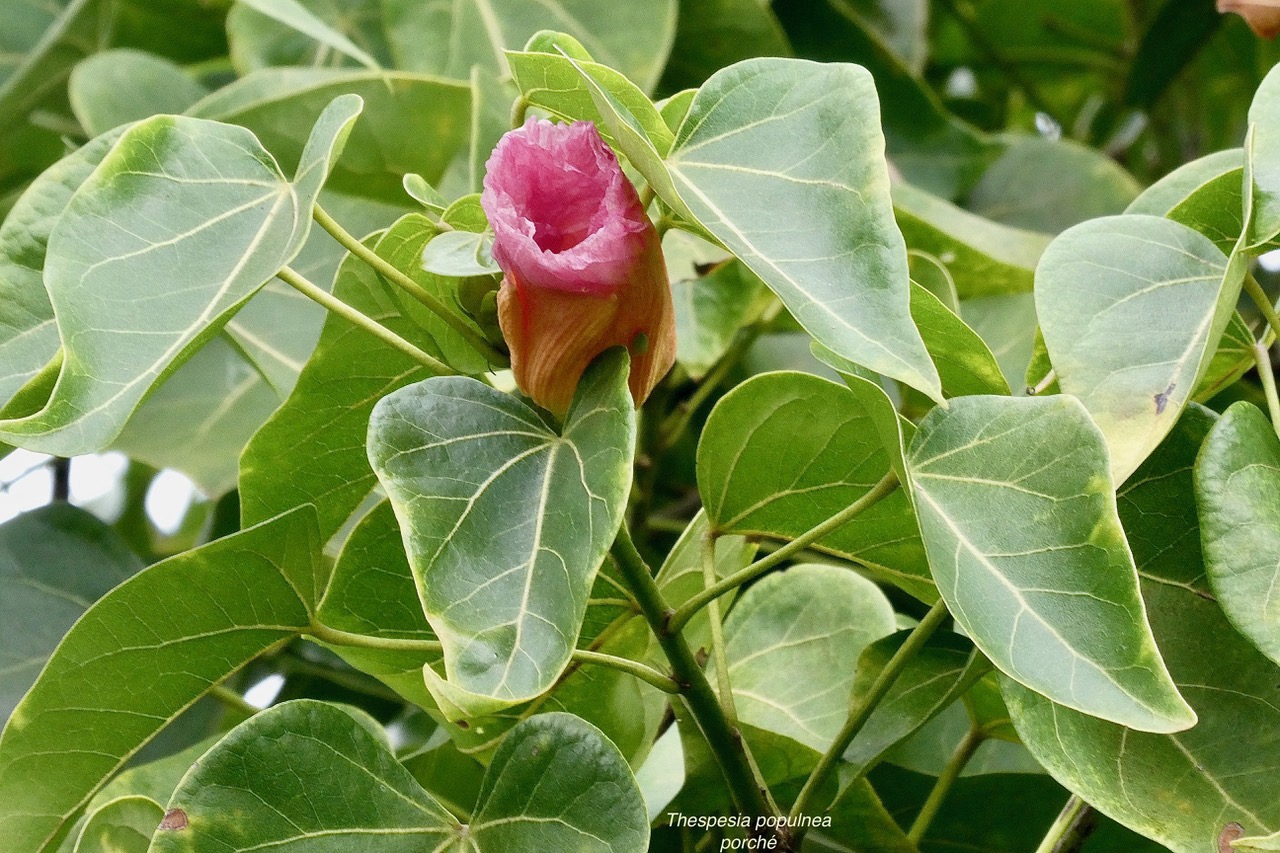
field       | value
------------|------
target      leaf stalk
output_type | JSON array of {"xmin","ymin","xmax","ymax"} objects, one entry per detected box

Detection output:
[
  {"xmin": 668, "ymin": 471, "xmax": 900, "ymax": 633},
  {"xmin": 311, "ymin": 205, "xmax": 508, "ymax": 367},
  {"xmin": 277, "ymin": 265, "xmax": 456, "ymax": 375}
]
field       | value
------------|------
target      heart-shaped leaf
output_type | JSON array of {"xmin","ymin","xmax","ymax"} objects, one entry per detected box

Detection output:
[
  {"xmin": 152, "ymin": 702, "xmax": 649, "ymax": 852},
  {"xmin": 665, "ymin": 59, "xmax": 942, "ymax": 401},
  {"xmin": 368, "ymin": 350, "xmax": 635, "ymax": 719},
  {"xmin": 1035, "ymin": 214, "xmax": 1245, "ymax": 484},
  {"xmin": 0, "ymin": 506, "xmax": 322, "ymax": 851},
  {"xmin": 1196, "ymin": 402, "xmax": 1280, "ymax": 666},
  {"xmin": 1005, "ymin": 407, "xmax": 1280, "ymax": 852},
  {"xmin": 907, "ymin": 394, "xmax": 1194, "ymax": 732},
  {"xmin": 0, "ymin": 95, "xmax": 362, "ymax": 456}
]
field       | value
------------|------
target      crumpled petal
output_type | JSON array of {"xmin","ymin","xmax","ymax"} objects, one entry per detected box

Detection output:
[{"xmin": 481, "ymin": 118, "xmax": 676, "ymax": 414}]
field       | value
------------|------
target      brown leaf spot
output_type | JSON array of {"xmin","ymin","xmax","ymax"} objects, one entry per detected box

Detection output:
[
  {"xmin": 159, "ymin": 809, "xmax": 188, "ymax": 831},
  {"xmin": 1219, "ymin": 822, "xmax": 1245, "ymax": 853}
]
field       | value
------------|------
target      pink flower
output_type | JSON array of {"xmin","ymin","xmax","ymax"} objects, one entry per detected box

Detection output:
[
  {"xmin": 1219, "ymin": 0, "xmax": 1280, "ymax": 37},
  {"xmin": 481, "ymin": 118, "xmax": 676, "ymax": 415}
]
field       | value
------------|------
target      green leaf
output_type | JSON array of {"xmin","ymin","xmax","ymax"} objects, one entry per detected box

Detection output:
[
  {"xmin": 468, "ymin": 65, "xmax": 515, "ymax": 194},
  {"xmin": 381, "ymin": 0, "xmax": 677, "ymax": 94},
  {"xmin": 906, "ymin": 394, "xmax": 1195, "ymax": 732},
  {"xmin": 1035, "ymin": 215, "xmax": 1245, "ymax": 484},
  {"xmin": 634, "ymin": 726, "xmax": 684, "ymax": 822},
  {"xmin": 422, "ymin": 229, "xmax": 500, "ymax": 277},
  {"xmin": 371, "ymin": 213, "xmax": 493, "ymax": 375},
  {"xmin": 238, "ymin": 230, "xmax": 432, "ymax": 538},
  {"xmin": 0, "ymin": 504, "xmax": 143, "ymax": 724},
  {"xmin": 721, "ymin": 564, "xmax": 896, "ymax": 752},
  {"xmin": 507, "ymin": 46, "xmax": 674, "ymax": 155},
  {"xmin": 0, "ymin": 96, "xmax": 362, "ymax": 456},
  {"xmin": 232, "ymin": 0, "xmax": 382, "ymax": 70},
  {"xmin": 809, "ymin": 341, "xmax": 915, "ymax": 489},
  {"xmin": 367, "ymin": 351, "xmax": 635, "ymax": 719},
  {"xmin": 892, "ymin": 181, "xmax": 1050, "ymax": 298},
  {"xmin": 958, "ymin": 293, "xmax": 1039, "ymax": 391},
  {"xmin": 697, "ymin": 371, "xmax": 933, "ymax": 600},
  {"xmin": 153, "ymin": 702, "xmax": 649, "ymax": 852},
  {"xmin": 1249, "ymin": 63, "xmax": 1280, "ymax": 245},
  {"xmin": 664, "ymin": 58, "xmax": 942, "ymax": 401},
  {"xmin": 469, "ymin": 712, "xmax": 650, "ymax": 850},
  {"xmin": 0, "ymin": 506, "xmax": 321, "ymax": 851},
  {"xmin": 190, "ymin": 69, "xmax": 471, "ymax": 204},
  {"xmin": 1005, "ymin": 406, "xmax": 1280, "ymax": 852},
  {"xmin": 152, "ymin": 700, "xmax": 459, "ymax": 852},
  {"xmin": 909, "ymin": 281, "xmax": 1010, "ymax": 397},
  {"xmin": 68, "ymin": 49, "xmax": 208, "ymax": 137},
  {"xmin": 1197, "ymin": 402, "xmax": 1280, "ymax": 666},
  {"xmin": 71, "ymin": 796, "xmax": 163, "ymax": 853},
  {"xmin": 1126, "ymin": 148, "xmax": 1253, "ymax": 254},
  {"xmin": 1239, "ymin": 831, "xmax": 1280, "ymax": 852},
  {"xmin": 0, "ymin": 126, "xmax": 124, "ymax": 408},
  {"xmin": 967, "ymin": 134, "xmax": 1141, "ymax": 234}
]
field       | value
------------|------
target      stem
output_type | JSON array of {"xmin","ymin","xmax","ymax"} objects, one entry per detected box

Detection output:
[
  {"xmin": 208, "ymin": 684, "xmax": 259, "ymax": 717},
  {"xmin": 610, "ymin": 525, "xmax": 784, "ymax": 841},
  {"xmin": 50, "ymin": 457, "xmax": 70, "ymax": 502},
  {"xmin": 307, "ymin": 622, "xmax": 678, "ymax": 693},
  {"xmin": 668, "ymin": 472, "xmax": 900, "ymax": 633},
  {"xmin": 587, "ymin": 597, "xmax": 639, "ymax": 610},
  {"xmin": 907, "ymin": 726, "xmax": 983, "ymax": 844},
  {"xmin": 1244, "ymin": 273, "xmax": 1280, "ymax": 340},
  {"xmin": 702, "ymin": 531, "xmax": 739, "ymax": 724},
  {"xmin": 1027, "ymin": 368, "xmax": 1057, "ymax": 396},
  {"xmin": 311, "ymin": 205, "xmax": 508, "ymax": 367},
  {"xmin": 277, "ymin": 266, "xmax": 456, "ymax": 375},
  {"xmin": 510, "ymin": 94, "xmax": 531, "ymax": 128},
  {"xmin": 572, "ymin": 649, "xmax": 681, "ymax": 694},
  {"xmin": 788, "ymin": 598, "xmax": 950, "ymax": 830},
  {"xmin": 1256, "ymin": 341, "xmax": 1280, "ymax": 436},
  {"xmin": 1033, "ymin": 796, "xmax": 1096, "ymax": 853}
]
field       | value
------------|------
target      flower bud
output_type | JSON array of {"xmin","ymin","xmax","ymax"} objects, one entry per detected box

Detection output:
[
  {"xmin": 1218, "ymin": 0, "xmax": 1280, "ymax": 37},
  {"xmin": 481, "ymin": 117, "xmax": 676, "ymax": 415}
]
